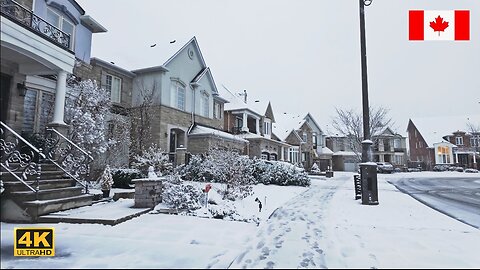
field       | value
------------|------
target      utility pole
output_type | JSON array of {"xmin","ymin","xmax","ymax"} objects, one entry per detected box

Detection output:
[{"xmin": 358, "ymin": 0, "xmax": 378, "ymax": 205}]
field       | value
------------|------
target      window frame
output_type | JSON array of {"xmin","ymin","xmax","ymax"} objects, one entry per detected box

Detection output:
[
  {"xmin": 105, "ymin": 74, "xmax": 122, "ymax": 103},
  {"xmin": 455, "ymin": 136, "xmax": 464, "ymax": 145}
]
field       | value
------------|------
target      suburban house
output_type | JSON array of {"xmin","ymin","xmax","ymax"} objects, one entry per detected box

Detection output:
[
  {"xmin": 325, "ymin": 136, "xmax": 359, "ymax": 172},
  {"xmin": 372, "ymin": 128, "xmax": 407, "ymax": 169},
  {"xmin": 130, "ymin": 37, "xmax": 247, "ymax": 163},
  {"xmin": 273, "ymin": 113, "xmax": 332, "ymax": 171},
  {"xmin": 220, "ymin": 86, "xmax": 290, "ymax": 161},
  {"xmin": 1, "ymin": 0, "xmax": 106, "ymax": 221},
  {"xmin": 407, "ymin": 116, "xmax": 480, "ymax": 170}
]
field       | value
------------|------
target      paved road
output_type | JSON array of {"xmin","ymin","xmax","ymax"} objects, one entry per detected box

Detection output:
[{"xmin": 388, "ymin": 176, "xmax": 480, "ymax": 229}]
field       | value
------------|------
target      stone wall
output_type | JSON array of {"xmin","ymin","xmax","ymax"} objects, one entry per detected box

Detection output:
[{"xmin": 188, "ymin": 135, "xmax": 247, "ymax": 155}]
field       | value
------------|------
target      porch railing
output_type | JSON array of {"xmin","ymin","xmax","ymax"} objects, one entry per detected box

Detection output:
[
  {"xmin": 0, "ymin": 121, "xmax": 44, "ymax": 197},
  {"xmin": 1, "ymin": 0, "xmax": 71, "ymax": 50},
  {"xmin": 42, "ymin": 128, "xmax": 93, "ymax": 193}
]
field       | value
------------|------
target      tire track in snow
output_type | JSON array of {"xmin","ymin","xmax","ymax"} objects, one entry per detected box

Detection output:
[{"xmin": 228, "ymin": 179, "xmax": 344, "ymax": 269}]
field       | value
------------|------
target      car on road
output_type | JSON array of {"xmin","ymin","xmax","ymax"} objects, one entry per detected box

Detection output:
[{"xmin": 376, "ymin": 162, "xmax": 394, "ymax": 173}]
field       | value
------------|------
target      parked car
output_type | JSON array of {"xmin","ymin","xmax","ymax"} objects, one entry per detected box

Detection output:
[
  {"xmin": 465, "ymin": 168, "xmax": 479, "ymax": 173},
  {"xmin": 433, "ymin": 164, "xmax": 451, "ymax": 171},
  {"xmin": 376, "ymin": 162, "xmax": 394, "ymax": 173},
  {"xmin": 407, "ymin": 167, "xmax": 421, "ymax": 172}
]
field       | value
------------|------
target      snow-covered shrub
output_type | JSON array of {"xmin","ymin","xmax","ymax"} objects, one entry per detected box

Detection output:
[
  {"xmin": 65, "ymin": 80, "xmax": 112, "ymax": 155},
  {"xmin": 258, "ymin": 162, "xmax": 310, "ymax": 187},
  {"xmin": 99, "ymin": 165, "xmax": 114, "ymax": 190},
  {"xmin": 311, "ymin": 163, "xmax": 321, "ymax": 173},
  {"xmin": 179, "ymin": 154, "xmax": 214, "ymax": 182},
  {"xmin": 191, "ymin": 149, "xmax": 255, "ymax": 200},
  {"xmin": 111, "ymin": 168, "xmax": 144, "ymax": 188},
  {"xmin": 162, "ymin": 176, "xmax": 203, "ymax": 211},
  {"xmin": 131, "ymin": 145, "xmax": 173, "ymax": 176}
]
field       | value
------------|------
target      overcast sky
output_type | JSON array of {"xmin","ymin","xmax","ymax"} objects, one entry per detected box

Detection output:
[{"xmin": 77, "ymin": 0, "xmax": 479, "ymax": 134}]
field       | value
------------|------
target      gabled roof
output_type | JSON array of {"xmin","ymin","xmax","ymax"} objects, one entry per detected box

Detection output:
[
  {"xmin": 191, "ymin": 67, "xmax": 219, "ymax": 96},
  {"xmin": 272, "ymin": 113, "xmax": 307, "ymax": 141},
  {"xmin": 131, "ymin": 36, "xmax": 206, "ymax": 73},
  {"xmin": 163, "ymin": 36, "xmax": 207, "ymax": 68},
  {"xmin": 264, "ymin": 102, "xmax": 276, "ymax": 123},
  {"xmin": 408, "ymin": 115, "xmax": 480, "ymax": 147},
  {"xmin": 304, "ymin": 113, "xmax": 324, "ymax": 134}
]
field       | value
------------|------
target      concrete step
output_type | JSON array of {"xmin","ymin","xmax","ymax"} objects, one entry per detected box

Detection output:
[
  {"xmin": 23, "ymin": 194, "xmax": 94, "ymax": 217},
  {"xmin": 1, "ymin": 170, "xmax": 67, "ymax": 181},
  {"xmin": 10, "ymin": 186, "xmax": 84, "ymax": 201},
  {"xmin": 2, "ymin": 179, "xmax": 75, "ymax": 192}
]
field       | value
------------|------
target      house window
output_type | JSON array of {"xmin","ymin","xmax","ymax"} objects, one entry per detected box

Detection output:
[
  {"xmin": 302, "ymin": 152, "xmax": 307, "ymax": 162},
  {"xmin": 264, "ymin": 120, "xmax": 270, "ymax": 135},
  {"xmin": 170, "ymin": 81, "xmax": 185, "ymax": 110},
  {"xmin": 288, "ymin": 147, "xmax": 299, "ymax": 164},
  {"xmin": 471, "ymin": 136, "xmax": 480, "ymax": 147},
  {"xmin": 213, "ymin": 102, "xmax": 222, "ymax": 119},
  {"xmin": 302, "ymin": 132, "xmax": 307, "ymax": 142},
  {"xmin": 105, "ymin": 74, "xmax": 122, "ymax": 103},
  {"xmin": 261, "ymin": 152, "xmax": 269, "ymax": 160},
  {"xmin": 312, "ymin": 133, "xmax": 317, "ymax": 148},
  {"xmin": 437, "ymin": 146, "xmax": 451, "ymax": 164},
  {"xmin": 394, "ymin": 138, "xmax": 401, "ymax": 149},
  {"xmin": 455, "ymin": 136, "xmax": 463, "ymax": 145},
  {"xmin": 46, "ymin": 8, "xmax": 75, "ymax": 49},
  {"xmin": 200, "ymin": 93, "xmax": 209, "ymax": 117}
]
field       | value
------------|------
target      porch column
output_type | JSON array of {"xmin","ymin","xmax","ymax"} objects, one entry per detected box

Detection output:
[
  {"xmin": 474, "ymin": 153, "xmax": 477, "ymax": 164},
  {"xmin": 241, "ymin": 112, "xmax": 248, "ymax": 132},
  {"xmin": 455, "ymin": 153, "xmax": 459, "ymax": 164},
  {"xmin": 280, "ymin": 146, "xmax": 284, "ymax": 161},
  {"xmin": 255, "ymin": 118, "xmax": 260, "ymax": 134},
  {"xmin": 51, "ymin": 70, "xmax": 68, "ymax": 125}
]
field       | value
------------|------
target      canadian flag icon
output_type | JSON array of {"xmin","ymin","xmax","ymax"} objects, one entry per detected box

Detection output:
[{"xmin": 409, "ymin": 10, "xmax": 470, "ymax": 41}]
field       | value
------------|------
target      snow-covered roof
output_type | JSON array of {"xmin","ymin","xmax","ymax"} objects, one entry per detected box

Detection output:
[
  {"xmin": 218, "ymin": 85, "xmax": 262, "ymax": 115},
  {"xmin": 189, "ymin": 125, "xmax": 248, "ymax": 143},
  {"xmin": 332, "ymin": 151, "xmax": 357, "ymax": 156},
  {"xmin": 319, "ymin": 147, "xmax": 334, "ymax": 155},
  {"xmin": 409, "ymin": 115, "xmax": 480, "ymax": 147},
  {"xmin": 272, "ymin": 113, "xmax": 307, "ymax": 141},
  {"xmin": 237, "ymin": 132, "xmax": 290, "ymax": 146}
]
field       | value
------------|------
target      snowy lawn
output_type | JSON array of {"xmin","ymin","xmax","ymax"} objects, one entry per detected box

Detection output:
[{"xmin": 0, "ymin": 183, "xmax": 307, "ymax": 268}]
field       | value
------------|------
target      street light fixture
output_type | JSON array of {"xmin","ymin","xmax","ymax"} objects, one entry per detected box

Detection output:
[{"xmin": 358, "ymin": 0, "xmax": 379, "ymax": 205}]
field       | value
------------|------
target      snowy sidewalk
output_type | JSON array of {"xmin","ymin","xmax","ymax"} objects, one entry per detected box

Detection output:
[{"xmin": 229, "ymin": 172, "xmax": 480, "ymax": 268}]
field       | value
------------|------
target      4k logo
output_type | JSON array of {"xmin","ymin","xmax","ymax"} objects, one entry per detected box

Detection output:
[{"xmin": 14, "ymin": 228, "xmax": 55, "ymax": 256}]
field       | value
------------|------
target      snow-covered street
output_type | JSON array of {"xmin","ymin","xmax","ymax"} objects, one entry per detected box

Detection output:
[
  {"xmin": 230, "ymin": 172, "xmax": 480, "ymax": 268},
  {"xmin": 2, "ymin": 172, "xmax": 480, "ymax": 268}
]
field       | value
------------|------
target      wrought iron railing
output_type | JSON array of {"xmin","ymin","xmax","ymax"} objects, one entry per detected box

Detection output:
[
  {"xmin": 42, "ymin": 128, "xmax": 93, "ymax": 193},
  {"xmin": 1, "ymin": 0, "xmax": 71, "ymax": 50},
  {"xmin": 0, "ymin": 121, "xmax": 44, "ymax": 197}
]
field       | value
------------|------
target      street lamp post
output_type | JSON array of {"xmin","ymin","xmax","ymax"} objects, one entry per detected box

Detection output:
[{"xmin": 358, "ymin": 0, "xmax": 379, "ymax": 205}]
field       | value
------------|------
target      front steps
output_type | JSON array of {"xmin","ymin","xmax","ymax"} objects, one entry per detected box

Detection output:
[{"xmin": 1, "ymin": 163, "xmax": 94, "ymax": 222}]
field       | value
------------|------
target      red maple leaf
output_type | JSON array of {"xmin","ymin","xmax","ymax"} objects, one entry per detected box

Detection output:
[{"xmin": 430, "ymin": 15, "xmax": 449, "ymax": 36}]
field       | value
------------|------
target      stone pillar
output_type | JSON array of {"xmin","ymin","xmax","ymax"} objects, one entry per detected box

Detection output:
[
  {"xmin": 133, "ymin": 178, "xmax": 164, "ymax": 208},
  {"xmin": 51, "ymin": 70, "xmax": 68, "ymax": 126},
  {"xmin": 255, "ymin": 118, "xmax": 260, "ymax": 134},
  {"xmin": 242, "ymin": 112, "xmax": 248, "ymax": 132},
  {"xmin": 176, "ymin": 147, "xmax": 186, "ymax": 166}
]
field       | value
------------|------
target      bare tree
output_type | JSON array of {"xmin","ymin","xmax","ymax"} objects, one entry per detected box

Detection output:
[
  {"xmin": 467, "ymin": 122, "xmax": 480, "ymax": 153},
  {"xmin": 331, "ymin": 106, "xmax": 394, "ymax": 161},
  {"xmin": 129, "ymin": 79, "xmax": 157, "ymax": 157}
]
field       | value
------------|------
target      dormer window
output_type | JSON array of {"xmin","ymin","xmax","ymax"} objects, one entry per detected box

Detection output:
[
  {"xmin": 455, "ymin": 136, "xmax": 463, "ymax": 145},
  {"xmin": 263, "ymin": 119, "xmax": 271, "ymax": 135},
  {"xmin": 46, "ymin": 8, "xmax": 75, "ymax": 49}
]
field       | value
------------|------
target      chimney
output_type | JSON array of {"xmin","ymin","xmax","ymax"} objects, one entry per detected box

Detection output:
[{"xmin": 243, "ymin": 89, "xmax": 247, "ymax": 103}]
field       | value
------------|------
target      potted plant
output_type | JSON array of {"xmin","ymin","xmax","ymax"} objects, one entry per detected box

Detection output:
[{"xmin": 100, "ymin": 165, "xmax": 114, "ymax": 198}]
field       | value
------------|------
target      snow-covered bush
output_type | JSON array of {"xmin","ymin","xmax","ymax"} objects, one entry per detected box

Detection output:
[
  {"xmin": 65, "ymin": 80, "xmax": 112, "ymax": 155},
  {"xmin": 258, "ymin": 162, "xmax": 310, "ymax": 187},
  {"xmin": 99, "ymin": 165, "xmax": 114, "ymax": 190},
  {"xmin": 311, "ymin": 163, "xmax": 321, "ymax": 173},
  {"xmin": 131, "ymin": 145, "xmax": 173, "ymax": 176},
  {"xmin": 111, "ymin": 168, "xmax": 144, "ymax": 188},
  {"xmin": 162, "ymin": 176, "xmax": 203, "ymax": 211},
  {"xmin": 180, "ymin": 149, "xmax": 255, "ymax": 200}
]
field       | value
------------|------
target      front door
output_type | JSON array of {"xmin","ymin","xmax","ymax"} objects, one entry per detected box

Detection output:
[
  {"xmin": 169, "ymin": 130, "xmax": 177, "ymax": 153},
  {"xmin": 0, "ymin": 73, "xmax": 11, "ymax": 123}
]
